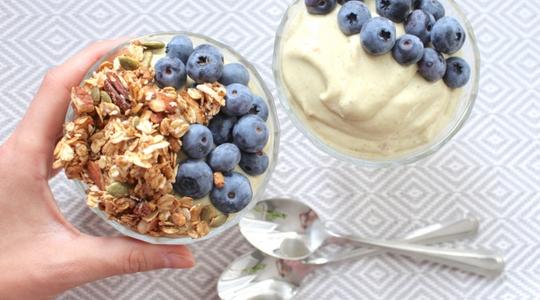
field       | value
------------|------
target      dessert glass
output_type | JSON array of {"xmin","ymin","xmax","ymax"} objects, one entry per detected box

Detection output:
[
  {"xmin": 67, "ymin": 32, "xmax": 280, "ymax": 244},
  {"xmin": 273, "ymin": 0, "xmax": 480, "ymax": 168}
]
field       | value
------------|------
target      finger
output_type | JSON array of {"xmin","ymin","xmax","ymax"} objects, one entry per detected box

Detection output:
[
  {"xmin": 15, "ymin": 39, "xmax": 125, "ymax": 154},
  {"xmin": 67, "ymin": 235, "xmax": 194, "ymax": 285}
]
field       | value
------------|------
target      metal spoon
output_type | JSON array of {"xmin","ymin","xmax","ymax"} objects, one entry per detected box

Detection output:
[
  {"xmin": 239, "ymin": 198, "xmax": 504, "ymax": 277},
  {"xmin": 304, "ymin": 214, "xmax": 480, "ymax": 265},
  {"xmin": 220, "ymin": 215, "xmax": 480, "ymax": 300}
]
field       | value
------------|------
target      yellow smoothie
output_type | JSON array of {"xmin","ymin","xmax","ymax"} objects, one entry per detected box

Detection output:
[{"xmin": 279, "ymin": 1, "xmax": 463, "ymax": 159}]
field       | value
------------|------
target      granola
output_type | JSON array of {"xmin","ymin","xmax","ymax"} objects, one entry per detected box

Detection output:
[{"xmin": 53, "ymin": 40, "xmax": 228, "ymax": 238}]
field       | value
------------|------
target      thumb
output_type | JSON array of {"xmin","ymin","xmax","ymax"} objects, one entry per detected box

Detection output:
[{"xmin": 70, "ymin": 235, "xmax": 195, "ymax": 283}]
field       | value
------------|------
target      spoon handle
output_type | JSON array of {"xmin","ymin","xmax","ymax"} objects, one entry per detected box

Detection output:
[
  {"xmin": 305, "ymin": 216, "xmax": 479, "ymax": 265},
  {"xmin": 402, "ymin": 214, "xmax": 479, "ymax": 243},
  {"xmin": 336, "ymin": 236, "xmax": 505, "ymax": 277}
]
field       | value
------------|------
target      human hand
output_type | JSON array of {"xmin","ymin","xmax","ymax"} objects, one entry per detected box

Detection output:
[{"xmin": 0, "ymin": 40, "xmax": 194, "ymax": 300}]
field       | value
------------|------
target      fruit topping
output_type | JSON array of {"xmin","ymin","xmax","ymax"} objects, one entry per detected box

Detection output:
[
  {"xmin": 443, "ymin": 57, "xmax": 471, "ymax": 88},
  {"xmin": 418, "ymin": 47, "xmax": 447, "ymax": 82},
  {"xmin": 392, "ymin": 34, "xmax": 424, "ymax": 65},
  {"xmin": 360, "ymin": 17, "xmax": 396, "ymax": 55},
  {"xmin": 338, "ymin": 1, "xmax": 371, "ymax": 36}
]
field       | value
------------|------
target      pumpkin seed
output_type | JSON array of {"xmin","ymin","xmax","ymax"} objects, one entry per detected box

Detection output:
[
  {"xmin": 201, "ymin": 205, "xmax": 218, "ymax": 222},
  {"xmin": 106, "ymin": 181, "xmax": 130, "ymax": 197},
  {"xmin": 141, "ymin": 40, "xmax": 165, "ymax": 50},
  {"xmin": 100, "ymin": 91, "xmax": 112, "ymax": 103},
  {"xmin": 90, "ymin": 87, "xmax": 100, "ymax": 104},
  {"xmin": 118, "ymin": 55, "xmax": 140, "ymax": 70},
  {"xmin": 210, "ymin": 214, "xmax": 227, "ymax": 228}
]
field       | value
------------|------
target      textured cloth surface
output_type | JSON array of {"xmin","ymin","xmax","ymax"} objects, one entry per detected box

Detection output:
[{"xmin": 0, "ymin": 0, "xmax": 538, "ymax": 299}]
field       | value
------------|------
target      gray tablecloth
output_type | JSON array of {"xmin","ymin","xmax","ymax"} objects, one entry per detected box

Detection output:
[{"xmin": 0, "ymin": 0, "xmax": 538, "ymax": 299}]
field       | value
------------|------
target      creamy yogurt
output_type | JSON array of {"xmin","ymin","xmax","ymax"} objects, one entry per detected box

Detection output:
[{"xmin": 279, "ymin": 1, "xmax": 463, "ymax": 159}]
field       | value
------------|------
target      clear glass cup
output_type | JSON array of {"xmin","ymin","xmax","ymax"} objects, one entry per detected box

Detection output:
[
  {"xmin": 273, "ymin": 0, "xmax": 480, "ymax": 168},
  {"xmin": 67, "ymin": 32, "xmax": 280, "ymax": 244}
]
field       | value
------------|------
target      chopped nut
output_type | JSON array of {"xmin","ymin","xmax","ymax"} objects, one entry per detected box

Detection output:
[
  {"xmin": 71, "ymin": 87, "xmax": 94, "ymax": 114},
  {"xmin": 104, "ymin": 72, "xmax": 131, "ymax": 111},
  {"xmin": 134, "ymin": 202, "xmax": 152, "ymax": 217},
  {"xmin": 87, "ymin": 161, "xmax": 104, "ymax": 190},
  {"xmin": 214, "ymin": 172, "xmax": 225, "ymax": 189}
]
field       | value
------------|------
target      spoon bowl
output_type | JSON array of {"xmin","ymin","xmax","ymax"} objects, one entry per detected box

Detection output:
[
  {"xmin": 217, "ymin": 250, "xmax": 302, "ymax": 300},
  {"xmin": 239, "ymin": 198, "xmax": 324, "ymax": 260}
]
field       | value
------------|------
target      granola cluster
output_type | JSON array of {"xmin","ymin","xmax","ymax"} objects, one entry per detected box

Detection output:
[{"xmin": 53, "ymin": 41, "xmax": 228, "ymax": 238}]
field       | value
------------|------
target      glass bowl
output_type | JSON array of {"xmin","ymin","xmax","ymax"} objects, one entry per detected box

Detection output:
[
  {"xmin": 67, "ymin": 32, "xmax": 280, "ymax": 244},
  {"xmin": 273, "ymin": 0, "xmax": 480, "ymax": 168}
]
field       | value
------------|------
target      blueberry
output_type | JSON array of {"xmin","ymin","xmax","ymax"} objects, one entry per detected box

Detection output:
[
  {"xmin": 392, "ymin": 34, "xmax": 424, "ymax": 65},
  {"xmin": 337, "ymin": 1, "xmax": 371, "ymax": 36},
  {"xmin": 208, "ymin": 114, "xmax": 237, "ymax": 145},
  {"xmin": 305, "ymin": 0, "xmax": 337, "ymax": 15},
  {"xmin": 360, "ymin": 17, "xmax": 396, "ymax": 55},
  {"xmin": 208, "ymin": 143, "xmax": 241, "ymax": 172},
  {"xmin": 337, "ymin": 0, "xmax": 360, "ymax": 4},
  {"xmin": 376, "ymin": 0, "xmax": 412, "ymax": 23},
  {"xmin": 249, "ymin": 96, "xmax": 269, "ymax": 121},
  {"xmin": 223, "ymin": 84, "xmax": 253, "ymax": 116},
  {"xmin": 239, "ymin": 152, "xmax": 269, "ymax": 176},
  {"xmin": 194, "ymin": 44, "xmax": 224, "ymax": 62},
  {"xmin": 415, "ymin": 0, "xmax": 444, "ymax": 20},
  {"xmin": 220, "ymin": 63, "xmax": 250, "ymax": 86},
  {"xmin": 182, "ymin": 124, "xmax": 214, "ymax": 159},
  {"xmin": 210, "ymin": 172, "xmax": 253, "ymax": 214},
  {"xmin": 166, "ymin": 35, "xmax": 193, "ymax": 64},
  {"xmin": 431, "ymin": 17, "xmax": 466, "ymax": 54},
  {"xmin": 443, "ymin": 57, "xmax": 470, "ymax": 88},
  {"xmin": 405, "ymin": 10, "xmax": 436, "ymax": 44},
  {"xmin": 174, "ymin": 160, "xmax": 213, "ymax": 199},
  {"xmin": 186, "ymin": 46, "xmax": 224, "ymax": 83},
  {"xmin": 417, "ymin": 48, "xmax": 446, "ymax": 82},
  {"xmin": 233, "ymin": 115, "xmax": 269, "ymax": 153},
  {"xmin": 154, "ymin": 57, "xmax": 187, "ymax": 89}
]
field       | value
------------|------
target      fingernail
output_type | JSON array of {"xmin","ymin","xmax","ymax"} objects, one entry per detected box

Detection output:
[{"xmin": 163, "ymin": 252, "xmax": 195, "ymax": 269}]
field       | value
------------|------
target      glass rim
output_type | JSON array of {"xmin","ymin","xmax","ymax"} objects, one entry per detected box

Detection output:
[
  {"xmin": 272, "ymin": 0, "xmax": 480, "ymax": 168},
  {"xmin": 70, "ymin": 31, "xmax": 280, "ymax": 245}
]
